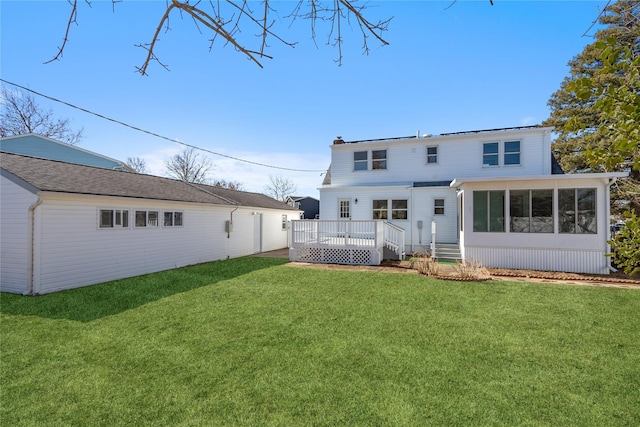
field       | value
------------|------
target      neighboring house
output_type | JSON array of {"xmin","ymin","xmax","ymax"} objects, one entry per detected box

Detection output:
[
  {"xmin": 318, "ymin": 126, "xmax": 627, "ymax": 274},
  {"xmin": 285, "ymin": 196, "xmax": 320, "ymax": 219},
  {"xmin": 0, "ymin": 153, "xmax": 300, "ymax": 294},
  {"xmin": 0, "ymin": 134, "xmax": 134, "ymax": 171}
]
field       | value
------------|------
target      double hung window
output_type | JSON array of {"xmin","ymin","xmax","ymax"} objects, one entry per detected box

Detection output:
[
  {"xmin": 483, "ymin": 143, "xmax": 499, "ymax": 166},
  {"xmin": 504, "ymin": 141, "xmax": 521, "ymax": 165},
  {"xmin": 354, "ymin": 151, "xmax": 368, "ymax": 171},
  {"xmin": 434, "ymin": 199, "xmax": 445, "ymax": 215},
  {"xmin": 372, "ymin": 150, "xmax": 387, "ymax": 170},
  {"xmin": 372, "ymin": 200, "xmax": 388, "ymax": 219},
  {"xmin": 426, "ymin": 146, "xmax": 438, "ymax": 164},
  {"xmin": 391, "ymin": 200, "xmax": 408, "ymax": 219}
]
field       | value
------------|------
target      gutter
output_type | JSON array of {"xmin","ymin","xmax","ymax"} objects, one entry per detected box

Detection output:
[{"xmin": 26, "ymin": 195, "xmax": 43, "ymax": 296}]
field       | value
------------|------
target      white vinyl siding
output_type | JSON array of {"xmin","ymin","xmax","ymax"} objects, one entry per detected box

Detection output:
[
  {"xmin": 0, "ymin": 175, "xmax": 38, "ymax": 294},
  {"xmin": 6, "ymin": 193, "xmax": 293, "ymax": 295},
  {"xmin": 329, "ymin": 129, "xmax": 551, "ymax": 187}
]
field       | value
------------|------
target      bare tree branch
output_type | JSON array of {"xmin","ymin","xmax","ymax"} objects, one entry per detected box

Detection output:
[
  {"xmin": 165, "ymin": 147, "xmax": 214, "ymax": 184},
  {"xmin": 0, "ymin": 86, "xmax": 84, "ymax": 144},
  {"xmin": 44, "ymin": 0, "xmax": 81, "ymax": 64}
]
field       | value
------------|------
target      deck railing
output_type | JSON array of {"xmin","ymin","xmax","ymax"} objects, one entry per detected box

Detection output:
[
  {"xmin": 290, "ymin": 220, "xmax": 405, "ymax": 265},
  {"xmin": 290, "ymin": 220, "xmax": 382, "ymax": 249}
]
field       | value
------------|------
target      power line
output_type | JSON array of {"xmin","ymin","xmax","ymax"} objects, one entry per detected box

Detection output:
[{"xmin": 0, "ymin": 78, "xmax": 326, "ymax": 173}]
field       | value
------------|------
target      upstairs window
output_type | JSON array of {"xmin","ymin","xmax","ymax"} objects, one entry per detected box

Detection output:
[
  {"xmin": 99, "ymin": 209, "xmax": 129, "ymax": 228},
  {"xmin": 354, "ymin": 151, "xmax": 368, "ymax": 171},
  {"xmin": 372, "ymin": 200, "xmax": 388, "ymax": 219},
  {"xmin": 483, "ymin": 143, "xmax": 499, "ymax": 166},
  {"xmin": 504, "ymin": 141, "xmax": 521, "ymax": 165},
  {"xmin": 426, "ymin": 146, "xmax": 438, "ymax": 164},
  {"xmin": 372, "ymin": 150, "xmax": 387, "ymax": 170}
]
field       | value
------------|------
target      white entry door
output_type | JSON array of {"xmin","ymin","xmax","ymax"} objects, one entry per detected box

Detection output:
[{"xmin": 253, "ymin": 213, "xmax": 262, "ymax": 253}]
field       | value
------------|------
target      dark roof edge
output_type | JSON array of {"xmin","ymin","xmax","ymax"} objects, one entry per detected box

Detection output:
[
  {"xmin": 0, "ymin": 168, "xmax": 40, "ymax": 194},
  {"xmin": 344, "ymin": 125, "xmax": 545, "ymax": 144}
]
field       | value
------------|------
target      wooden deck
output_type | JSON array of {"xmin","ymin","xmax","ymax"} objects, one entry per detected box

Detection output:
[{"xmin": 289, "ymin": 220, "xmax": 404, "ymax": 266}]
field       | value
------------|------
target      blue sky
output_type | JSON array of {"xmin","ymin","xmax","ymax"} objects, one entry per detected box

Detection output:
[{"xmin": 1, "ymin": 1, "xmax": 606, "ymax": 197}]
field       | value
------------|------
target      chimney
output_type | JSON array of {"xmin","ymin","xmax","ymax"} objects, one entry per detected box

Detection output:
[{"xmin": 333, "ymin": 136, "xmax": 344, "ymax": 145}]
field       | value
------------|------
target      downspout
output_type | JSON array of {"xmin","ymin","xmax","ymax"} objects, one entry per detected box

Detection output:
[
  {"xmin": 228, "ymin": 205, "xmax": 239, "ymax": 239},
  {"xmin": 607, "ymin": 177, "xmax": 618, "ymax": 273},
  {"xmin": 26, "ymin": 195, "xmax": 43, "ymax": 296}
]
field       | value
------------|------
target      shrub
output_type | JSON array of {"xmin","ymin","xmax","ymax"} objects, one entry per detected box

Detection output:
[
  {"xmin": 609, "ymin": 212, "xmax": 640, "ymax": 276},
  {"xmin": 453, "ymin": 258, "xmax": 490, "ymax": 281}
]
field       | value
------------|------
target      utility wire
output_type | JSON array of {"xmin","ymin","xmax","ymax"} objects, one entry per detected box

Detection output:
[{"xmin": 0, "ymin": 78, "xmax": 326, "ymax": 173}]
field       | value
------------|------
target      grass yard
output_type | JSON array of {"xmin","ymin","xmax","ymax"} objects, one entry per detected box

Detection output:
[{"xmin": 1, "ymin": 257, "xmax": 639, "ymax": 426}]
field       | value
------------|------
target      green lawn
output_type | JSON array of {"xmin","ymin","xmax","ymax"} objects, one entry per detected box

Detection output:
[{"xmin": 2, "ymin": 257, "xmax": 639, "ymax": 426}]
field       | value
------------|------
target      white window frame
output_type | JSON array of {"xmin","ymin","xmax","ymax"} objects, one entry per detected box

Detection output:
[
  {"xmin": 391, "ymin": 199, "xmax": 408, "ymax": 220},
  {"xmin": 163, "ymin": 211, "xmax": 184, "ymax": 227},
  {"xmin": 339, "ymin": 199, "xmax": 351, "ymax": 219},
  {"xmin": 483, "ymin": 140, "xmax": 522, "ymax": 167},
  {"xmin": 426, "ymin": 146, "xmax": 438, "ymax": 165},
  {"xmin": 354, "ymin": 151, "xmax": 368, "ymax": 171},
  {"xmin": 372, "ymin": 199, "xmax": 388, "ymax": 219},
  {"xmin": 372, "ymin": 149, "xmax": 387, "ymax": 170},
  {"xmin": 482, "ymin": 142, "xmax": 499, "ymax": 167},
  {"xmin": 135, "ymin": 210, "xmax": 159, "ymax": 228},
  {"xmin": 434, "ymin": 198, "xmax": 445, "ymax": 215},
  {"xmin": 99, "ymin": 209, "xmax": 129, "ymax": 229},
  {"xmin": 504, "ymin": 141, "xmax": 521, "ymax": 166}
]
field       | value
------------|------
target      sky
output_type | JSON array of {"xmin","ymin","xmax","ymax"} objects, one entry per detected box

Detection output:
[{"xmin": 1, "ymin": 0, "xmax": 608, "ymax": 198}]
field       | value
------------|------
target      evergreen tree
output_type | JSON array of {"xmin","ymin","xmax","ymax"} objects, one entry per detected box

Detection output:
[{"xmin": 543, "ymin": 0, "xmax": 639, "ymax": 214}]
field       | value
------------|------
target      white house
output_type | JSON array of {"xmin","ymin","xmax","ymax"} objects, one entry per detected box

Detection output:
[
  {"xmin": 0, "ymin": 152, "xmax": 300, "ymax": 294},
  {"xmin": 317, "ymin": 126, "xmax": 627, "ymax": 275}
]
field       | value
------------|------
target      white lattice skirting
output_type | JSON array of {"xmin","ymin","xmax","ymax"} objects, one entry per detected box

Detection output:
[{"xmin": 289, "ymin": 247, "xmax": 382, "ymax": 265}]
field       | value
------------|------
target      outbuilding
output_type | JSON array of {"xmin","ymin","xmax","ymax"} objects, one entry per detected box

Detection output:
[{"xmin": 1, "ymin": 152, "xmax": 300, "ymax": 294}]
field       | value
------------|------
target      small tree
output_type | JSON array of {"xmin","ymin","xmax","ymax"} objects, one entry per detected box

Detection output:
[
  {"xmin": 263, "ymin": 175, "xmax": 297, "ymax": 202},
  {"xmin": 126, "ymin": 156, "xmax": 148, "ymax": 174},
  {"xmin": 165, "ymin": 147, "xmax": 213, "ymax": 184},
  {"xmin": 0, "ymin": 86, "xmax": 83, "ymax": 144}
]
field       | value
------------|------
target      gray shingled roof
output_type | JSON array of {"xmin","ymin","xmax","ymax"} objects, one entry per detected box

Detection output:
[{"xmin": 1, "ymin": 152, "xmax": 298, "ymax": 211}]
